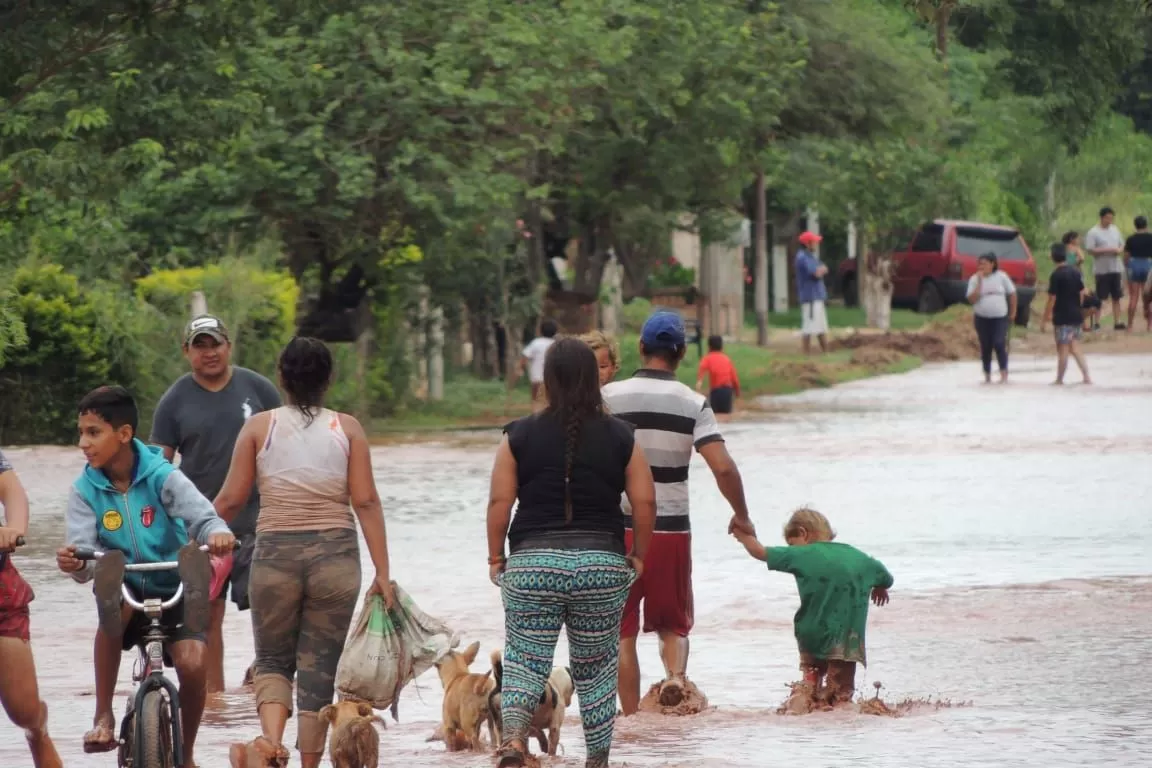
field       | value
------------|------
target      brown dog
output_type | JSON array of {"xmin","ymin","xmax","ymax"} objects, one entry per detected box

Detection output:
[
  {"xmin": 228, "ymin": 737, "xmax": 290, "ymax": 768},
  {"xmin": 318, "ymin": 699, "xmax": 384, "ymax": 768},
  {"xmin": 434, "ymin": 640, "xmax": 497, "ymax": 751},
  {"xmin": 488, "ymin": 649, "xmax": 574, "ymax": 755}
]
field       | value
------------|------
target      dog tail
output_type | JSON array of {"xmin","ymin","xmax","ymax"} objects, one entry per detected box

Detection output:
[{"xmin": 490, "ymin": 649, "xmax": 504, "ymax": 691}]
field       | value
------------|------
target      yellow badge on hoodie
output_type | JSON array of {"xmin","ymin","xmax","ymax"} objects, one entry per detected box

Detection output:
[{"xmin": 102, "ymin": 509, "xmax": 123, "ymax": 531}]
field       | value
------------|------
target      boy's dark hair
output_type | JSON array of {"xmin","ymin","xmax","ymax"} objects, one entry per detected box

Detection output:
[
  {"xmin": 78, "ymin": 386, "xmax": 138, "ymax": 435},
  {"xmin": 1061, "ymin": 231, "xmax": 1079, "ymax": 245},
  {"xmin": 707, "ymin": 335, "xmax": 723, "ymax": 352},
  {"xmin": 540, "ymin": 318, "xmax": 559, "ymax": 338},
  {"xmin": 1051, "ymin": 243, "xmax": 1068, "ymax": 264},
  {"xmin": 1100, "ymin": 206, "xmax": 1115, "ymax": 218},
  {"xmin": 979, "ymin": 252, "xmax": 999, "ymax": 272},
  {"xmin": 1137, "ymin": 216, "xmax": 1148, "ymax": 230}
]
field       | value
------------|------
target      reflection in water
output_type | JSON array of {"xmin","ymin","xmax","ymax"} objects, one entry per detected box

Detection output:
[{"xmin": 3, "ymin": 353, "xmax": 1152, "ymax": 766}]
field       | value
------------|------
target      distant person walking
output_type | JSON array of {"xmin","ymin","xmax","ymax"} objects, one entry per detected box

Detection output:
[
  {"xmin": 966, "ymin": 253, "xmax": 1017, "ymax": 384},
  {"xmin": 1040, "ymin": 244, "xmax": 1092, "ymax": 386},
  {"xmin": 150, "ymin": 315, "xmax": 282, "ymax": 693},
  {"xmin": 1084, "ymin": 207, "xmax": 1126, "ymax": 330},
  {"xmin": 1123, "ymin": 216, "xmax": 1152, "ymax": 332},
  {"xmin": 695, "ymin": 336, "xmax": 740, "ymax": 421},
  {"xmin": 795, "ymin": 231, "xmax": 829, "ymax": 355},
  {"xmin": 1062, "ymin": 231, "xmax": 1101, "ymax": 331},
  {"xmin": 521, "ymin": 319, "xmax": 559, "ymax": 412},
  {"xmin": 603, "ymin": 311, "xmax": 754, "ymax": 715}
]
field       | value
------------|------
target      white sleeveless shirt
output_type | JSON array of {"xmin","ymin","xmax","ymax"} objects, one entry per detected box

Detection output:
[{"xmin": 256, "ymin": 406, "xmax": 354, "ymax": 533}]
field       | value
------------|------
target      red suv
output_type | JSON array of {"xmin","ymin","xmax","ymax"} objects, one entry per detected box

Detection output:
[{"xmin": 839, "ymin": 220, "xmax": 1037, "ymax": 326}]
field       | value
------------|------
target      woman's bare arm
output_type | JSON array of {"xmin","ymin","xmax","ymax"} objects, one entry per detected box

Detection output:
[
  {"xmin": 212, "ymin": 413, "xmax": 265, "ymax": 522},
  {"xmin": 341, "ymin": 414, "xmax": 391, "ymax": 587},
  {"xmin": 487, "ymin": 436, "xmax": 518, "ymax": 562},
  {"xmin": 623, "ymin": 442, "xmax": 656, "ymax": 562}
]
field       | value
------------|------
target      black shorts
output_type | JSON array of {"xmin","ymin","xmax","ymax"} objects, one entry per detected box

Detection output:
[
  {"xmin": 118, "ymin": 587, "xmax": 204, "ymax": 666},
  {"xmin": 1095, "ymin": 273, "xmax": 1123, "ymax": 301},
  {"xmin": 709, "ymin": 386, "xmax": 735, "ymax": 414},
  {"xmin": 1082, "ymin": 293, "xmax": 1102, "ymax": 310},
  {"xmin": 215, "ymin": 534, "xmax": 254, "ymax": 611}
]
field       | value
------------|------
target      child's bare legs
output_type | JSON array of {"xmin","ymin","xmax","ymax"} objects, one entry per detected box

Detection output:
[
  {"xmin": 0, "ymin": 637, "xmax": 63, "ymax": 768},
  {"xmin": 1054, "ymin": 343, "xmax": 1070, "ymax": 385},
  {"xmin": 825, "ymin": 661, "xmax": 857, "ymax": 705},
  {"xmin": 1069, "ymin": 340, "xmax": 1091, "ymax": 383},
  {"xmin": 85, "ymin": 602, "xmax": 132, "ymax": 752},
  {"xmin": 170, "ymin": 639, "xmax": 208, "ymax": 767}
]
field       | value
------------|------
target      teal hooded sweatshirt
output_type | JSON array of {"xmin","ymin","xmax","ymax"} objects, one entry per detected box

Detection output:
[{"xmin": 65, "ymin": 438, "xmax": 232, "ymax": 598}]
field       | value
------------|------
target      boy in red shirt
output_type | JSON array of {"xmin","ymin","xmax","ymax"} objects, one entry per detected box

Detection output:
[{"xmin": 696, "ymin": 335, "xmax": 740, "ymax": 421}]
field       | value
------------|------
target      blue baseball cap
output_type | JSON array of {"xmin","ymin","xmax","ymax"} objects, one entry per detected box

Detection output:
[{"xmin": 640, "ymin": 311, "xmax": 687, "ymax": 350}]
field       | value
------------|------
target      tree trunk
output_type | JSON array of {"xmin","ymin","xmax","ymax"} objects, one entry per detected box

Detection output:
[
  {"xmin": 936, "ymin": 6, "xmax": 950, "ymax": 63},
  {"xmin": 190, "ymin": 291, "xmax": 208, "ymax": 318},
  {"xmin": 413, "ymin": 286, "xmax": 430, "ymax": 399},
  {"xmin": 754, "ymin": 170, "xmax": 769, "ymax": 346},
  {"xmin": 600, "ymin": 251, "xmax": 623, "ymax": 334},
  {"xmin": 353, "ymin": 299, "xmax": 374, "ymax": 420},
  {"xmin": 859, "ymin": 229, "xmax": 894, "ymax": 330},
  {"xmin": 428, "ymin": 304, "xmax": 444, "ymax": 401}
]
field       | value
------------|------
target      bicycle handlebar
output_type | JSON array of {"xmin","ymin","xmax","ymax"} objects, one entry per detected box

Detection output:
[
  {"xmin": 14, "ymin": 536, "xmax": 24, "ymax": 547},
  {"xmin": 73, "ymin": 540, "xmax": 239, "ymax": 571}
]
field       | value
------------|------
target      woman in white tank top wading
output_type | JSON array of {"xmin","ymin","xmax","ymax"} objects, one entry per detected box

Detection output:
[{"xmin": 214, "ymin": 337, "xmax": 393, "ymax": 767}]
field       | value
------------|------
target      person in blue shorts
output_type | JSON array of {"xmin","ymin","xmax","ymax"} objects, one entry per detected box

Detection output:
[{"xmin": 1123, "ymin": 216, "xmax": 1152, "ymax": 332}]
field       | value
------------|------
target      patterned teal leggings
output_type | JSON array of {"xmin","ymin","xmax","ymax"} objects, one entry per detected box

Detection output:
[{"xmin": 500, "ymin": 548, "xmax": 635, "ymax": 768}]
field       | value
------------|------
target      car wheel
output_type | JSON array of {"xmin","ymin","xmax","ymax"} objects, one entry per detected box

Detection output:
[
  {"xmin": 917, "ymin": 281, "xmax": 944, "ymax": 314},
  {"xmin": 842, "ymin": 275, "xmax": 858, "ymax": 307}
]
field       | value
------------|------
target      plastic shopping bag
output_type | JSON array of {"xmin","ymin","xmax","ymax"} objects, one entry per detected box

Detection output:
[
  {"xmin": 334, "ymin": 582, "xmax": 459, "ymax": 715},
  {"xmin": 208, "ymin": 553, "xmax": 233, "ymax": 601}
]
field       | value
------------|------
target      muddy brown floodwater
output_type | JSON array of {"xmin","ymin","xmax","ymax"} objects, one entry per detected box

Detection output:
[{"xmin": 4, "ymin": 353, "xmax": 1152, "ymax": 767}]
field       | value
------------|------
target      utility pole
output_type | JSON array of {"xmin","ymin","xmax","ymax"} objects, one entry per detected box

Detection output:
[{"xmin": 754, "ymin": 170, "xmax": 769, "ymax": 346}]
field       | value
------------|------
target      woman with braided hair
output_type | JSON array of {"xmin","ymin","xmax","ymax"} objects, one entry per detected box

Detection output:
[{"xmin": 487, "ymin": 337, "xmax": 656, "ymax": 768}]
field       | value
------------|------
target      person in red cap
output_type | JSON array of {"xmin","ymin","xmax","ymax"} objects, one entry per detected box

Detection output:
[{"xmin": 795, "ymin": 231, "xmax": 829, "ymax": 354}]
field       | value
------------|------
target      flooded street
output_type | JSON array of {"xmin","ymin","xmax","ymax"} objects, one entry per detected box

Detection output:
[{"xmin": 3, "ymin": 352, "xmax": 1152, "ymax": 767}]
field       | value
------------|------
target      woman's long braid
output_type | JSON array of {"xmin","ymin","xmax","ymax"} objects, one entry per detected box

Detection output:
[{"xmin": 563, "ymin": 411, "xmax": 584, "ymax": 525}]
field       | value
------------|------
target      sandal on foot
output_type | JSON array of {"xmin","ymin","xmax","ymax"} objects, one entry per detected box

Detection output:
[
  {"xmin": 496, "ymin": 749, "xmax": 526, "ymax": 768},
  {"xmin": 82, "ymin": 716, "xmax": 118, "ymax": 754},
  {"xmin": 93, "ymin": 552, "xmax": 125, "ymax": 639},
  {"xmin": 177, "ymin": 542, "xmax": 212, "ymax": 635},
  {"xmin": 658, "ymin": 678, "xmax": 685, "ymax": 707}
]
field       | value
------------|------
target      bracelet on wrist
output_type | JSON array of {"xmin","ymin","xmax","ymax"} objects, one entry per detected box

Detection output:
[{"xmin": 488, "ymin": 555, "xmax": 507, "ymax": 565}]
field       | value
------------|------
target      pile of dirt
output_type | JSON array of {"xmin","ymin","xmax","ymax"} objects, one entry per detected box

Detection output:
[
  {"xmin": 637, "ymin": 678, "xmax": 710, "ymax": 716},
  {"xmin": 832, "ymin": 309, "xmax": 980, "ymax": 362}
]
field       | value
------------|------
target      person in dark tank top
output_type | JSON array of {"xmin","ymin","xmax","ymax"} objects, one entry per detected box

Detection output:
[{"xmin": 487, "ymin": 337, "xmax": 656, "ymax": 768}]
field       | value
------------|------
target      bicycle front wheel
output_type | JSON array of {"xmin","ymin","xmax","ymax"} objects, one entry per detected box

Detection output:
[{"xmin": 137, "ymin": 689, "xmax": 175, "ymax": 768}]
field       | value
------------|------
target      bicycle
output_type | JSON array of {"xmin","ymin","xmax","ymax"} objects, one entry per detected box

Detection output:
[{"xmin": 74, "ymin": 542, "xmax": 236, "ymax": 768}]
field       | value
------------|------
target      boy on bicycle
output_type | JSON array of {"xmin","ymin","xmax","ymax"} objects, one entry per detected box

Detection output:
[
  {"xmin": 1, "ymin": 449, "xmax": 63, "ymax": 768},
  {"xmin": 55, "ymin": 386, "xmax": 235, "ymax": 767}
]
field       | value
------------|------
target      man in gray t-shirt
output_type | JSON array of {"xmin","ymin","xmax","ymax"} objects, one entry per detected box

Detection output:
[{"xmin": 150, "ymin": 314, "xmax": 280, "ymax": 692}]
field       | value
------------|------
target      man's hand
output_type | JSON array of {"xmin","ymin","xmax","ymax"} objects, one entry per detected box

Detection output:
[
  {"xmin": 0, "ymin": 526, "xmax": 23, "ymax": 553},
  {"xmin": 56, "ymin": 545, "xmax": 84, "ymax": 573},
  {"xmin": 871, "ymin": 587, "xmax": 890, "ymax": 607},
  {"xmin": 207, "ymin": 532, "xmax": 236, "ymax": 557},
  {"xmin": 728, "ymin": 516, "xmax": 755, "ymax": 537}
]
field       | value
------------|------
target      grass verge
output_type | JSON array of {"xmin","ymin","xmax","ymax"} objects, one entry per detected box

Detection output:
[{"xmin": 370, "ymin": 332, "xmax": 921, "ymax": 436}]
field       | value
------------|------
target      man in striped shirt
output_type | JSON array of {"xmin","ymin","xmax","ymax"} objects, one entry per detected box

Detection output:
[{"xmin": 603, "ymin": 311, "xmax": 754, "ymax": 715}]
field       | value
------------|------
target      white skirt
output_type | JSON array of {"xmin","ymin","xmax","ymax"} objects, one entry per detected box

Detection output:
[{"xmin": 800, "ymin": 300, "xmax": 829, "ymax": 336}]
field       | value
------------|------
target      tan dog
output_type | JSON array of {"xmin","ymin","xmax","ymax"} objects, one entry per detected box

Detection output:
[
  {"xmin": 488, "ymin": 649, "xmax": 575, "ymax": 755},
  {"xmin": 228, "ymin": 736, "xmax": 290, "ymax": 768},
  {"xmin": 318, "ymin": 699, "xmax": 384, "ymax": 768},
  {"xmin": 434, "ymin": 640, "xmax": 497, "ymax": 751}
]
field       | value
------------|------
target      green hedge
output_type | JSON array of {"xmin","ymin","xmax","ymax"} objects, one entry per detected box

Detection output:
[{"xmin": 0, "ymin": 260, "xmax": 299, "ymax": 445}]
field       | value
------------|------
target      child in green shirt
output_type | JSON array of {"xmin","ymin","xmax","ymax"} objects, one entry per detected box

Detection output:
[{"xmin": 735, "ymin": 507, "xmax": 893, "ymax": 705}]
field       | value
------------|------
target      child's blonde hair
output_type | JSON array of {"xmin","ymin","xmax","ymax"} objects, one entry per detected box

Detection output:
[
  {"xmin": 579, "ymin": 330, "xmax": 620, "ymax": 368},
  {"xmin": 783, "ymin": 507, "xmax": 836, "ymax": 542}
]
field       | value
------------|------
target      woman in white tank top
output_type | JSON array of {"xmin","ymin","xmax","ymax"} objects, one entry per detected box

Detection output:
[{"xmin": 214, "ymin": 337, "xmax": 393, "ymax": 767}]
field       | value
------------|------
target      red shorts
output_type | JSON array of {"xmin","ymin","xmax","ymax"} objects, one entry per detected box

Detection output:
[
  {"xmin": 0, "ymin": 561, "xmax": 35, "ymax": 642},
  {"xmin": 620, "ymin": 530, "xmax": 693, "ymax": 638}
]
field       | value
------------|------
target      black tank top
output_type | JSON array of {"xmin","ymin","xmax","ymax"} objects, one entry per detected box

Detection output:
[{"xmin": 504, "ymin": 412, "xmax": 635, "ymax": 549}]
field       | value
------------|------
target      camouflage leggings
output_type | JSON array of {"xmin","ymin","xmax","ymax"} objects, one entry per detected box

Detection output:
[{"xmin": 249, "ymin": 528, "xmax": 361, "ymax": 714}]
